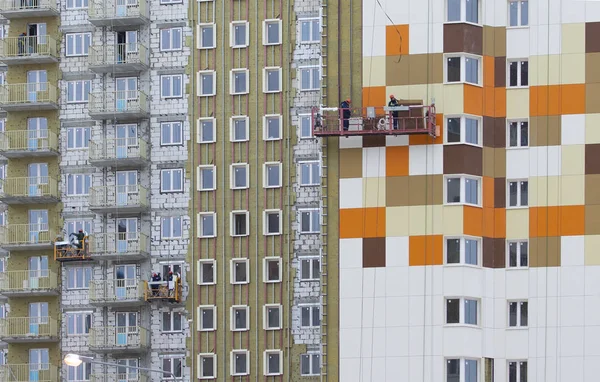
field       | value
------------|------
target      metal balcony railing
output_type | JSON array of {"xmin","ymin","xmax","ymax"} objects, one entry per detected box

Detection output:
[
  {"xmin": 0, "ymin": 130, "xmax": 59, "ymax": 156},
  {"xmin": 89, "ymin": 43, "xmax": 149, "ymax": 69},
  {"xmin": 0, "ymin": 364, "xmax": 58, "ymax": 382},
  {"xmin": 89, "ymin": 137, "xmax": 148, "ymax": 163},
  {"xmin": 0, "ymin": 35, "xmax": 58, "ymax": 60},
  {"xmin": 0, "ymin": 223, "xmax": 56, "ymax": 247},
  {"xmin": 0, "ymin": 270, "xmax": 58, "ymax": 294},
  {"xmin": 89, "ymin": 233, "xmax": 149, "ymax": 257},
  {"xmin": 90, "ymin": 373, "xmax": 148, "ymax": 382},
  {"xmin": 88, "ymin": 90, "xmax": 149, "ymax": 117},
  {"xmin": 0, "ymin": 316, "xmax": 58, "ymax": 339},
  {"xmin": 89, "ymin": 185, "xmax": 149, "ymax": 210},
  {"xmin": 89, "ymin": 279, "xmax": 146, "ymax": 304},
  {"xmin": 88, "ymin": 326, "xmax": 149, "ymax": 350},
  {"xmin": 0, "ymin": 177, "xmax": 59, "ymax": 200},
  {"xmin": 0, "ymin": 83, "xmax": 58, "ymax": 107},
  {"xmin": 88, "ymin": 0, "xmax": 148, "ymax": 22}
]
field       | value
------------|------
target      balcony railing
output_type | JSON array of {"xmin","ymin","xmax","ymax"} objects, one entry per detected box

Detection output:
[
  {"xmin": 89, "ymin": 233, "xmax": 149, "ymax": 260},
  {"xmin": 88, "ymin": 90, "xmax": 149, "ymax": 120},
  {"xmin": 0, "ymin": 130, "xmax": 59, "ymax": 158},
  {"xmin": 89, "ymin": 138, "xmax": 148, "ymax": 167},
  {"xmin": 89, "ymin": 43, "xmax": 149, "ymax": 73},
  {"xmin": 0, "ymin": 270, "xmax": 58, "ymax": 296},
  {"xmin": 0, "ymin": 83, "xmax": 59, "ymax": 110},
  {"xmin": 90, "ymin": 373, "xmax": 148, "ymax": 382},
  {"xmin": 0, "ymin": 223, "xmax": 57, "ymax": 250},
  {"xmin": 88, "ymin": 326, "xmax": 150, "ymax": 352},
  {"xmin": 0, "ymin": 316, "xmax": 58, "ymax": 342},
  {"xmin": 0, "ymin": 35, "xmax": 58, "ymax": 64},
  {"xmin": 0, "ymin": 364, "xmax": 58, "ymax": 382},
  {"xmin": 88, "ymin": 0, "xmax": 148, "ymax": 26},
  {"xmin": 89, "ymin": 185, "xmax": 149, "ymax": 213},
  {"xmin": 89, "ymin": 279, "xmax": 146, "ymax": 305},
  {"xmin": 0, "ymin": 176, "xmax": 59, "ymax": 203},
  {"xmin": 0, "ymin": 0, "xmax": 59, "ymax": 18}
]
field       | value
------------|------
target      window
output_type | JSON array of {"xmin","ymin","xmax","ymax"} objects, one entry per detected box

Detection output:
[
  {"xmin": 230, "ymin": 258, "xmax": 249, "ymax": 284},
  {"xmin": 508, "ymin": 301, "xmax": 528, "ymax": 327},
  {"xmin": 230, "ymin": 69, "xmax": 249, "ymax": 95},
  {"xmin": 160, "ymin": 0, "xmax": 181, "ymax": 3},
  {"xmin": 445, "ymin": 116, "xmax": 481, "ymax": 146},
  {"xmin": 263, "ymin": 305, "xmax": 282, "ymax": 330},
  {"xmin": 67, "ymin": 363, "xmax": 91, "ymax": 382},
  {"xmin": 198, "ymin": 306, "xmax": 216, "ymax": 331},
  {"xmin": 445, "ymin": 176, "xmax": 481, "ymax": 206},
  {"xmin": 197, "ymin": 71, "xmax": 216, "ymax": 96},
  {"xmin": 66, "ymin": 80, "xmax": 91, "ymax": 103},
  {"xmin": 66, "ymin": 312, "xmax": 91, "ymax": 335},
  {"xmin": 230, "ymin": 164, "xmax": 249, "ymax": 189},
  {"xmin": 66, "ymin": 174, "xmax": 91, "ymax": 196},
  {"xmin": 231, "ymin": 350, "xmax": 249, "ymax": 376},
  {"xmin": 66, "ymin": 33, "xmax": 91, "ymax": 56},
  {"xmin": 197, "ymin": 165, "xmax": 216, "ymax": 191},
  {"xmin": 507, "ymin": 241, "xmax": 528, "ymax": 268},
  {"xmin": 161, "ymin": 169, "xmax": 184, "ymax": 192},
  {"xmin": 446, "ymin": 0, "xmax": 480, "ymax": 23},
  {"xmin": 445, "ymin": 55, "xmax": 481, "ymax": 85},
  {"xmin": 445, "ymin": 237, "xmax": 480, "ymax": 266},
  {"xmin": 230, "ymin": 116, "xmax": 249, "ymax": 142},
  {"xmin": 263, "ymin": 257, "xmax": 281, "ymax": 283},
  {"xmin": 67, "ymin": 127, "xmax": 91, "ymax": 150},
  {"xmin": 300, "ymin": 353, "xmax": 320, "ymax": 376},
  {"xmin": 263, "ymin": 162, "xmax": 282, "ymax": 188},
  {"xmin": 446, "ymin": 298, "xmax": 479, "ymax": 325},
  {"xmin": 230, "ymin": 21, "xmax": 249, "ymax": 48},
  {"xmin": 446, "ymin": 358, "xmax": 479, "ymax": 382},
  {"xmin": 508, "ymin": 361, "xmax": 527, "ymax": 382},
  {"xmin": 299, "ymin": 18, "xmax": 320, "ymax": 43},
  {"xmin": 231, "ymin": 211, "xmax": 249, "ymax": 236},
  {"xmin": 161, "ymin": 74, "xmax": 183, "ymax": 98},
  {"xmin": 162, "ymin": 311, "xmax": 183, "ymax": 332},
  {"xmin": 161, "ymin": 217, "xmax": 183, "ymax": 239},
  {"xmin": 263, "ymin": 114, "xmax": 282, "ymax": 140},
  {"xmin": 197, "ymin": 118, "xmax": 216, "ymax": 143},
  {"xmin": 264, "ymin": 350, "xmax": 283, "ymax": 376},
  {"xmin": 162, "ymin": 356, "xmax": 183, "ymax": 379},
  {"xmin": 66, "ymin": 0, "xmax": 88, "ymax": 9},
  {"xmin": 160, "ymin": 27, "xmax": 183, "ymax": 51},
  {"xmin": 299, "ymin": 66, "xmax": 320, "ymax": 91},
  {"xmin": 263, "ymin": 67, "xmax": 282, "ymax": 93},
  {"xmin": 507, "ymin": 180, "xmax": 528, "ymax": 207},
  {"xmin": 161, "ymin": 121, "xmax": 183, "ymax": 146},
  {"xmin": 0, "ymin": 118, "xmax": 4, "ymax": 133},
  {"xmin": 299, "ymin": 114, "xmax": 313, "ymax": 139},
  {"xmin": 263, "ymin": 20, "xmax": 282, "ymax": 45},
  {"xmin": 300, "ymin": 257, "xmax": 320, "ymax": 280},
  {"xmin": 264, "ymin": 210, "xmax": 282, "ymax": 235},
  {"xmin": 231, "ymin": 306, "xmax": 249, "ymax": 331},
  {"xmin": 300, "ymin": 305, "xmax": 320, "ymax": 328},
  {"xmin": 66, "ymin": 221, "xmax": 92, "ymax": 236},
  {"xmin": 299, "ymin": 209, "xmax": 320, "ymax": 233},
  {"xmin": 508, "ymin": 120, "xmax": 529, "ymax": 148},
  {"xmin": 508, "ymin": 0, "xmax": 528, "ymax": 27},
  {"xmin": 197, "ymin": 212, "xmax": 216, "ymax": 238},
  {"xmin": 198, "ymin": 259, "xmax": 216, "ymax": 285},
  {"xmin": 198, "ymin": 354, "xmax": 216, "ymax": 379},
  {"xmin": 197, "ymin": 23, "xmax": 215, "ymax": 49},
  {"xmin": 299, "ymin": 161, "xmax": 320, "ymax": 186},
  {"xmin": 508, "ymin": 60, "xmax": 528, "ymax": 87}
]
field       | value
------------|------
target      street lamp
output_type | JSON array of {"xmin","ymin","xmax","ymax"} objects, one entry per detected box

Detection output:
[{"xmin": 64, "ymin": 353, "xmax": 179, "ymax": 379}]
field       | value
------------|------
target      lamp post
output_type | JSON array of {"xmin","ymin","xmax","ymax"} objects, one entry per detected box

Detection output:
[{"xmin": 64, "ymin": 353, "xmax": 180, "ymax": 380}]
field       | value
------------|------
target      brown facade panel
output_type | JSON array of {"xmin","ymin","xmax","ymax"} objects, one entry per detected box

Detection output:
[
  {"xmin": 339, "ymin": 148, "xmax": 363, "ymax": 178},
  {"xmin": 585, "ymin": 204, "xmax": 600, "ymax": 235},
  {"xmin": 529, "ymin": 237, "xmax": 561, "ymax": 267},
  {"xmin": 362, "ymin": 135, "xmax": 387, "ymax": 148},
  {"xmin": 482, "ymin": 237, "xmax": 506, "ymax": 268},
  {"xmin": 408, "ymin": 175, "xmax": 443, "ymax": 206},
  {"xmin": 586, "ymin": 53, "xmax": 600, "ymax": 83},
  {"xmin": 494, "ymin": 177, "xmax": 506, "ymax": 208},
  {"xmin": 443, "ymin": 23, "xmax": 483, "ymax": 56},
  {"xmin": 494, "ymin": 57, "xmax": 506, "ymax": 88},
  {"xmin": 443, "ymin": 145, "xmax": 483, "ymax": 176},
  {"xmin": 386, "ymin": 54, "xmax": 444, "ymax": 86},
  {"xmin": 494, "ymin": 148, "xmax": 507, "ymax": 178},
  {"xmin": 585, "ymin": 144, "xmax": 600, "ymax": 175},
  {"xmin": 483, "ymin": 116, "xmax": 506, "ymax": 148},
  {"xmin": 483, "ymin": 147, "xmax": 495, "ymax": 177},
  {"xmin": 585, "ymin": 174, "xmax": 600, "ymax": 205},
  {"xmin": 586, "ymin": 83, "xmax": 600, "ymax": 113},
  {"xmin": 586, "ymin": 22, "xmax": 600, "ymax": 53},
  {"xmin": 494, "ymin": 27, "xmax": 507, "ymax": 57},
  {"xmin": 529, "ymin": 116, "xmax": 561, "ymax": 147},
  {"xmin": 386, "ymin": 176, "xmax": 410, "ymax": 207},
  {"xmin": 363, "ymin": 237, "xmax": 386, "ymax": 268}
]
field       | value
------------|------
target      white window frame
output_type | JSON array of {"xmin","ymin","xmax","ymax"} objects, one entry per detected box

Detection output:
[
  {"xmin": 230, "ymin": 21, "xmax": 250, "ymax": 48},
  {"xmin": 507, "ymin": 240, "xmax": 528, "ymax": 269},
  {"xmin": 299, "ymin": 208, "xmax": 320, "ymax": 234},
  {"xmin": 66, "ymin": 32, "xmax": 91, "ymax": 56},
  {"xmin": 263, "ymin": 114, "xmax": 282, "ymax": 141},
  {"xmin": 198, "ymin": 354, "xmax": 217, "ymax": 380},
  {"xmin": 197, "ymin": 305, "xmax": 216, "ymax": 332},
  {"xmin": 230, "ymin": 210, "xmax": 250, "ymax": 237},
  {"xmin": 161, "ymin": 310, "xmax": 183, "ymax": 333},
  {"xmin": 507, "ymin": 179, "xmax": 529, "ymax": 208},
  {"xmin": 299, "ymin": 114, "xmax": 313, "ymax": 139},
  {"xmin": 263, "ymin": 19, "xmax": 282, "ymax": 45},
  {"xmin": 197, "ymin": 259, "xmax": 216, "ymax": 285},
  {"xmin": 444, "ymin": 115, "xmax": 482, "ymax": 146},
  {"xmin": 161, "ymin": 355, "xmax": 184, "ymax": 380},
  {"xmin": 444, "ymin": 236, "xmax": 481, "ymax": 267},
  {"xmin": 263, "ymin": 304, "xmax": 282, "ymax": 330},
  {"xmin": 445, "ymin": 358, "xmax": 480, "ymax": 382},
  {"xmin": 230, "ymin": 69, "xmax": 249, "ymax": 95},
  {"xmin": 508, "ymin": 300, "xmax": 528, "ymax": 328},
  {"xmin": 197, "ymin": 70, "xmax": 216, "ymax": 97},
  {"xmin": 230, "ymin": 163, "xmax": 249, "ymax": 190},
  {"xmin": 299, "ymin": 304, "xmax": 320, "ymax": 328},
  {"xmin": 230, "ymin": 258, "xmax": 249, "ymax": 285},
  {"xmin": 160, "ymin": 0, "xmax": 182, "ymax": 4},
  {"xmin": 230, "ymin": 116, "xmax": 250, "ymax": 142},
  {"xmin": 197, "ymin": 165, "xmax": 216, "ymax": 192},
  {"xmin": 507, "ymin": 360, "xmax": 528, "ymax": 382},
  {"xmin": 263, "ymin": 162, "xmax": 282, "ymax": 188},
  {"xmin": 445, "ymin": 0, "xmax": 481, "ymax": 24},
  {"xmin": 66, "ymin": 0, "xmax": 88, "ymax": 9},
  {"xmin": 67, "ymin": 127, "xmax": 91, "ymax": 150},
  {"xmin": 197, "ymin": 23, "xmax": 216, "ymax": 49},
  {"xmin": 66, "ymin": 311, "xmax": 92, "ymax": 335},
  {"xmin": 263, "ymin": 257, "xmax": 282, "ymax": 283},
  {"xmin": 445, "ymin": 297, "xmax": 480, "ymax": 326},
  {"xmin": 263, "ymin": 209, "xmax": 282, "ymax": 236},
  {"xmin": 160, "ymin": 27, "xmax": 183, "ymax": 52},
  {"xmin": 160, "ymin": 74, "xmax": 184, "ymax": 99},
  {"xmin": 264, "ymin": 350, "xmax": 283, "ymax": 376},
  {"xmin": 161, "ymin": 216, "xmax": 183, "ymax": 239},
  {"xmin": 66, "ymin": 174, "xmax": 91, "ymax": 196},
  {"xmin": 263, "ymin": 67, "xmax": 282, "ymax": 93},
  {"xmin": 230, "ymin": 350, "xmax": 250, "ymax": 376},
  {"xmin": 197, "ymin": 117, "xmax": 216, "ymax": 144},
  {"xmin": 299, "ymin": 161, "xmax": 320, "ymax": 186},
  {"xmin": 444, "ymin": 54, "xmax": 482, "ymax": 86},
  {"xmin": 508, "ymin": 0, "xmax": 529, "ymax": 27},
  {"xmin": 67, "ymin": 362, "xmax": 92, "ymax": 382},
  {"xmin": 230, "ymin": 306, "xmax": 249, "ymax": 332},
  {"xmin": 300, "ymin": 353, "xmax": 320, "ymax": 376},
  {"xmin": 161, "ymin": 168, "xmax": 184, "ymax": 193},
  {"xmin": 507, "ymin": 59, "xmax": 529, "ymax": 88},
  {"xmin": 298, "ymin": 18, "xmax": 320, "ymax": 43},
  {"xmin": 161, "ymin": 121, "xmax": 183, "ymax": 146},
  {"xmin": 507, "ymin": 120, "xmax": 529, "ymax": 148},
  {"xmin": 298, "ymin": 66, "xmax": 320, "ymax": 91},
  {"xmin": 197, "ymin": 212, "xmax": 216, "ymax": 238},
  {"xmin": 66, "ymin": 80, "xmax": 91, "ymax": 104},
  {"xmin": 299, "ymin": 256, "xmax": 320, "ymax": 281},
  {"xmin": 444, "ymin": 175, "xmax": 482, "ymax": 207}
]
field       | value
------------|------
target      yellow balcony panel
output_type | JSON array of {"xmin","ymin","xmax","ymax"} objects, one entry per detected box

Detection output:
[
  {"xmin": 0, "ymin": 364, "xmax": 58, "ymax": 382},
  {"xmin": 88, "ymin": 0, "xmax": 149, "ymax": 27},
  {"xmin": 0, "ymin": 130, "xmax": 59, "ymax": 158},
  {"xmin": 0, "ymin": 83, "xmax": 58, "ymax": 111},
  {"xmin": 88, "ymin": 90, "xmax": 149, "ymax": 121},
  {"xmin": 90, "ymin": 373, "xmax": 149, "ymax": 382},
  {"xmin": 144, "ymin": 279, "xmax": 182, "ymax": 303},
  {"xmin": 0, "ymin": 270, "xmax": 58, "ymax": 297},
  {"xmin": 88, "ymin": 232, "xmax": 150, "ymax": 261},
  {"xmin": 0, "ymin": 316, "xmax": 58, "ymax": 343},
  {"xmin": 0, "ymin": 0, "xmax": 58, "ymax": 18},
  {"xmin": 89, "ymin": 138, "xmax": 149, "ymax": 169},
  {"xmin": 0, "ymin": 36, "xmax": 58, "ymax": 65},
  {"xmin": 89, "ymin": 279, "xmax": 147, "ymax": 307},
  {"xmin": 88, "ymin": 326, "xmax": 150, "ymax": 354},
  {"xmin": 89, "ymin": 185, "xmax": 149, "ymax": 214},
  {"xmin": 89, "ymin": 43, "xmax": 149, "ymax": 74},
  {"xmin": 0, "ymin": 177, "xmax": 59, "ymax": 204},
  {"xmin": 0, "ymin": 223, "xmax": 57, "ymax": 251}
]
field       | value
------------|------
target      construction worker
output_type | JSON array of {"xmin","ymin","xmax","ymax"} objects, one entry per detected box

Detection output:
[
  {"xmin": 72, "ymin": 229, "xmax": 85, "ymax": 249},
  {"xmin": 340, "ymin": 98, "xmax": 351, "ymax": 131},
  {"xmin": 388, "ymin": 95, "xmax": 400, "ymax": 130}
]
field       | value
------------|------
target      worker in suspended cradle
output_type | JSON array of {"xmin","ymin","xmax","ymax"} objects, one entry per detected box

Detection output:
[
  {"xmin": 389, "ymin": 94, "xmax": 400, "ymax": 130},
  {"xmin": 340, "ymin": 98, "xmax": 351, "ymax": 131}
]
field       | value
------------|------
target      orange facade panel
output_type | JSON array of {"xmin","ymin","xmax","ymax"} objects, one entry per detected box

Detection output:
[
  {"xmin": 409, "ymin": 235, "xmax": 443, "ymax": 266},
  {"xmin": 385, "ymin": 25, "xmax": 409, "ymax": 56},
  {"xmin": 530, "ymin": 85, "xmax": 585, "ymax": 116},
  {"xmin": 340, "ymin": 207, "xmax": 386, "ymax": 239},
  {"xmin": 362, "ymin": 86, "xmax": 387, "ymax": 108},
  {"xmin": 529, "ymin": 205, "xmax": 585, "ymax": 237},
  {"xmin": 386, "ymin": 146, "xmax": 409, "ymax": 177}
]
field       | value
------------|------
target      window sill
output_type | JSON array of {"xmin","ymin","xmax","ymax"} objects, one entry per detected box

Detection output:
[
  {"xmin": 444, "ymin": 141, "xmax": 483, "ymax": 149},
  {"xmin": 198, "ymin": 140, "xmax": 216, "ymax": 144},
  {"xmin": 506, "ymin": 25, "xmax": 529, "ymax": 30},
  {"xmin": 264, "ymin": 42, "xmax": 282, "ymax": 47},
  {"xmin": 264, "ymin": 185, "xmax": 282, "ymax": 189},
  {"xmin": 264, "ymin": 232, "xmax": 281, "ymax": 236},
  {"xmin": 231, "ymin": 328, "xmax": 249, "ymax": 332},
  {"xmin": 506, "ymin": 326, "xmax": 528, "ymax": 330},
  {"xmin": 506, "ymin": 86, "xmax": 529, "ymax": 90},
  {"xmin": 506, "ymin": 145, "xmax": 529, "ymax": 150},
  {"xmin": 264, "ymin": 90, "xmax": 282, "ymax": 94},
  {"xmin": 230, "ymin": 139, "xmax": 250, "ymax": 143},
  {"xmin": 506, "ymin": 205, "xmax": 529, "ymax": 210},
  {"xmin": 506, "ymin": 266, "xmax": 529, "ymax": 271},
  {"xmin": 198, "ymin": 282, "xmax": 216, "ymax": 286},
  {"xmin": 198, "ymin": 328, "xmax": 216, "ymax": 332},
  {"xmin": 199, "ymin": 236, "xmax": 216, "ymax": 239},
  {"xmin": 264, "ymin": 138, "xmax": 282, "ymax": 142},
  {"xmin": 444, "ymin": 202, "xmax": 482, "ymax": 208},
  {"xmin": 231, "ymin": 281, "xmax": 249, "ymax": 286},
  {"xmin": 198, "ymin": 94, "xmax": 216, "ymax": 97},
  {"xmin": 444, "ymin": 264, "xmax": 482, "ymax": 270},
  {"xmin": 231, "ymin": 92, "xmax": 249, "ymax": 96},
  {"xmin": 198, "ymin": 46, "xmax": 216, "ymax": 50},
  {"xmin": 444, "ymin": 324, "xmax": 481, "ymax": 329},
  {"xmin": 264, "ymin": 280, "xmax": 282, "ymax": 284},
  {"xmin": 231, "ymin": 45, "xmax": 249, "ymax": 49},
  {"xmin": 443, "ymin": 81, "xmax": 483, "ymax": 88}
]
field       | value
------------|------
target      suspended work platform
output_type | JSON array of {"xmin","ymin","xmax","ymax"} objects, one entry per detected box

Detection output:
[{"xmin": 312, "ymin": 103, "xmax": 438, "ymax": 137}]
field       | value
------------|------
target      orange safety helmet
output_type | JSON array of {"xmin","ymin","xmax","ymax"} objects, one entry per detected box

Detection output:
[
  {"xmin": 346, "ymin": 98, "xmax": 351, "ymax": 103},
  {"xmin": 389, "ymin": 94, "xmax": 395, "ymax": 99}
]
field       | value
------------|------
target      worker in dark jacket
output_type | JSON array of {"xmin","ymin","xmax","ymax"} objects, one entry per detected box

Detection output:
[
  {"xmin": 72, "ymin": 229, "xmax": 85, "ymax": 249},
  {"xmin": 340, "ymin": 99, "xmax": 351, "ymax": 131},
  {"xmin": 388, "ymin": 95, "xmax": 400, "ymax": 130}
]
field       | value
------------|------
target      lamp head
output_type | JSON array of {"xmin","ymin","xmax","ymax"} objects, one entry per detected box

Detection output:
[{"xmin": 64, "ymin": 354, "xmax": 83, "ymax": 367}]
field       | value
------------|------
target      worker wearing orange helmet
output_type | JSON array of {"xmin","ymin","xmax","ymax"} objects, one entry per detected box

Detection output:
[
  {"xmin": 388, "ymin": 94, "xmax": 400, "ymax": 130},
  {"xmin": 340, "ymin": 98, "xmax": 351, "ymax": 131}
]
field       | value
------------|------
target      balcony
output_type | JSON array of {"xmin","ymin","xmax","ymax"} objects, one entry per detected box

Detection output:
[
  {"xmin": 88, "ymin": 0, "xmax": 149, "ymax": 27},
  {"xmin": 89, "ymin": 138, "xmax": 149, "ymax": 169},
  {"xmin": 89, "ymin": 233, "xmax": 150, "ymax": 261},
  {"xmin": 88, "ymin": 326, "xmax": 150, "ymax": 354},
  {"xmin": 0, "ymin": 83, "xmax": 59, "ymax": 111},
  {"xmin": 89, "ymin": 185, "xmax": 149, "ymax": 214},
  {"xmin": 90, "ymin": 373, "xmax": 148, "ymax": 382},
  {"xmin": 0, "ymin": 316, "xmax": 58, "ymax": 343},
  {"xmin": 0, "ymin": 0, "xmax": 59, "ymax": 19},
  {"xmin": 0, "ymin": 36, "xmax": 58, "ymax": 65},
  {"xmin": 144, "ymin": 279, "xmax": 181, "ymax": 303},
  {"xmin": 0, "ymin": 364, "xmax": 58, "ymax": 382},
  {"xmin": 0, "ymin": 270, "xmax": 59, "ymax": 297},
  {"xmin": 88, "ymin": 91, "xmax": 149, "ymax": 121},
  {"xmin": 0, "ymin": 177, "xmax": 60, "ymax": 204},
  {"xmin": 0, "ymin": 223, "xmax": 57, "ymax": 251},
  {"xmin": 0, "ymin": 130, "xmax": 59, "ymax": 158},
  {"xmin": 89, "ymin": 279, "xmax": 146, "ymax": 307},
  {"xmin": 89, "ymin": 44, "xmax": 149, "ymax": 74}
]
